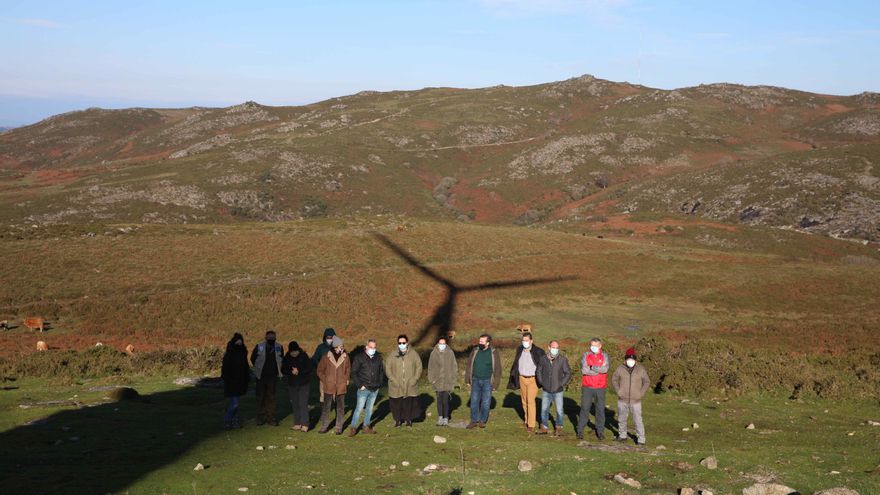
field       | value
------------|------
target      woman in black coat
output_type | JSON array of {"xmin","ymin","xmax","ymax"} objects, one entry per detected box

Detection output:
[
  {"xmin": 221, "ymin": 332, "xmax": 250, "ymax": 429},
  {"xmin": 281, "ymin": 341, "xmax": 313, "ymax": 431}
]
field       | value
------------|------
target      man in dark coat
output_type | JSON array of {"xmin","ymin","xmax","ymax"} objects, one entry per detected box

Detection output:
[
  {"xmin": 348, "ymin": 338, "xmax": 385, "ymax": 435},
  {"xmin": 313, "ymin": 327, "xmax": 337, "ymax": 403},
  {"xmin": 282, "ymin": 341, "xmax": 313, "ymax": 431},
  {"xmin": 221, "ymin": 332, "xmax": 250, "ymax": 429}
]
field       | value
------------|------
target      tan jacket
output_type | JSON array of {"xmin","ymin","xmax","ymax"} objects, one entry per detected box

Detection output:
[
  {"xmin": 611, "ymin": 363, "xmax": 650, "ymax": 403},
  {"xmin": 428, "ymin": 346, "xmax": 458, "ymax": 392},
  {"xmin": 384, "ymin": 349, "xmax": 423, "ymax": 398},
  {"xmin": 317, "ymin": 351, "xmax": 351, "ymax": 396}
]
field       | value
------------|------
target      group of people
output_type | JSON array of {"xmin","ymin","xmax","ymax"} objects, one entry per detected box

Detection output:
[{"xmin": 220, "ymin": 328, "xmax": 651, "ymax": 444}]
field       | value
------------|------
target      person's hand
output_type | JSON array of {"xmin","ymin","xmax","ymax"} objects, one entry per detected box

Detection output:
[
  {"xmin": 360, "ymin": 385, "xmax": 366, "ymax": 391},
  {"xmin": 292, "ymin": 368, "xmax": 299, "ymax": 375}
]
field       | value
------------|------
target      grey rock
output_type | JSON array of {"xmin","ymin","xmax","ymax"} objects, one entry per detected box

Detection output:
[
  {"xmin": 742, "ymin": 482, "xmax": 799, "ymax": 495},
  {"xmin": 517, "ymin": 460, "xmax": 533, "ymax": 472},
  {"xmin": 700, "ymin": 456, "xmax": 718, "ymax": 470},
  {"xmin": 613, "ymin": 473, "xmax": 642, "ymax": 489},
  {"xmin": 812, "ymin": 489, "xmax": 859, "ymax": 495}
]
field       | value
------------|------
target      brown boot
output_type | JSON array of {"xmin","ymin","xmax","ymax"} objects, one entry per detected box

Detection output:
[
  {"xmin": 363, "ymin": 426, "xmax": 376, "ymax": 434},
  {"xmin": 347, "ymin": 427, "xmax": 358, "ymax": 437},
  {"xmin": 537, "ymin": 426, "xmax": 548, "ymax": 435},
  {"xmin": 555, "ymin": 426, "xmax": 563, "ymax": 437},
  {"xmin": 466, "ymin": 422, "xmax": 479, "ymax": 429},
  {"xmin": 526, "ymin": 426, "xmax": 535, "ymax": 433}
]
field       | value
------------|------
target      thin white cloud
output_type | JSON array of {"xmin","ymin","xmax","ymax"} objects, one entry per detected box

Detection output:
[
  {"xmin": 13, "ymin": 18, "xmax": 64, "ymax": 29},
  {"xmin": 478, "ymin": 0, "xmax": 628, "ymax": 16}
]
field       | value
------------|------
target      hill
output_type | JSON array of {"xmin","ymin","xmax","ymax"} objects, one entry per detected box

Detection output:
[{"xmin": 0, "ymin": 76, "xmax": 877, "ymax": 242}]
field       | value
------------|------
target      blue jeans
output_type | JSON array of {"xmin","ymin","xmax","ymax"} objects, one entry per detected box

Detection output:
[
  {"xmin": 541, "ymin": 391, "xmax": 564, "ymax": 428},
  {"xmin": 225, "ymin": 396, "xmax": 239, "ymax": 422},
  {"xmin": 469, "ymin": 378, "xmax": 493, "ymax": 423},
  {"xmin": 351, "ymin": 388, "xmax": 379, "ymax": 428}
]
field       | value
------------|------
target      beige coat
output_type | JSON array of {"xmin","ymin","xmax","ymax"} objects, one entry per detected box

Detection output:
[{"xmin": 428, "ymin": 346, "xmax": 458, "ymax": 392}]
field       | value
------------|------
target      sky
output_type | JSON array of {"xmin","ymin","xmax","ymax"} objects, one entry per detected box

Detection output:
[{"xmin": 1, "ymin": 0, "xmax": 879, "ymax": 126}]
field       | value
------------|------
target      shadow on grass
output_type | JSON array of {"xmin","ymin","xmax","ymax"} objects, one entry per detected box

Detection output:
[{"xmin": 0, "ymin": 384, "xmax": 236, "ymax": 494}]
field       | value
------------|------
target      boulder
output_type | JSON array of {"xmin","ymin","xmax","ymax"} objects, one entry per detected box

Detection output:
[
  {"xmin": 433, "ymin": 435, "xmax": 447, "ymax": 444},
  {"xmin": 812, "ymin": 489, "xmax": 859, "ymax": 495},
  {"xmin": 518, "ymin": 460, "xmax": 533, "ymax": 472},
  {"xmin": 742, "ymin": 483, "xmax": 799, "ymax": 495},
  {"xmin": 700, "ymin": 456, "xmax": 718, "ymax": 470},
  {"xmin": 613, "ymin": 473, "xmax": 642, "ymax": 489}
]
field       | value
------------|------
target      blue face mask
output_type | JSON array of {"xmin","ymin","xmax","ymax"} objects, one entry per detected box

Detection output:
[
  {"xmin": 398, "ymin": 343, "xmax": 408, "ymax": 352},
  {"xmin": 522, "ymin": 341, "xmax": 531, "ymax": 349},
  {"xmin": 438, "ymin": 344, "xmax": 447, "ymax": 351},
  {"xmin": 366, "ymin": 348, "xmax": 376, "ymax": 357},
  {"xmin": 550, "ymin": 347, "xmax": 559, "ymax": 356},
  {"xmin": 590, "ymin": 345, "xmax": 600, "ymax": 354}
]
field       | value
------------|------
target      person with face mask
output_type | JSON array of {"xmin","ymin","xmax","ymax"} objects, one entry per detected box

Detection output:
[
  {"xmin": 313, "ymin": 327, "xmax": 337, "ymax": 404},
  {"xmin": 577, "ymin": 338, "xmax": 611, "ymax": 440},
  {"xmin": 535, "ymin": 340, "xmax": 572, "ymax": 436},
  {"xmin": 384, "ymin": 334, "xmax": 423, "ymax": 427},
  {"xmin": 349, "ymin": 339, "xmax": 385, "ymax": 436},
  {"xmin": 282, "ymin": 341, "xmax": 313, "ymax": 432},
  {"xmin": 611, "ymin": 347, "xmax": 650, "ymax": 445},
  {"xmin": 250, "ymin": 330, "xmax": 284, "ymax": 426},
  {"xmin": 507, "ymin": 332, "xmax": 545, "ymax": 433},
  {"xmin": 465, "ymin": 333, "xmax": 503, "ymax": 429},
  {"xmin": 316, "ymin": 336, "xmax": 350, "ymax": 434},
  {"xmin": 428, "ymin": 336, "xmax": 458, "ymax": 426},
  {"xmin": 221, "ymin": 332, "xmax": 250, "ymax": 429}
]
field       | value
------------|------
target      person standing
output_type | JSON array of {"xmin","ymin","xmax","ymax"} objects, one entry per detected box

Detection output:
[
  {"xmin": 384, "ymin": 334, "xmax": 423, "ymax": 427},
  {"xmin": 221, "ymin": 332, "xmax": 250, "ymax": 429},
  {"xmin": 313, "ymin": 327, "xmax": 337, "ymax": 404},
  {"xmin": 611, "ymin": 347, "xmax": 650, "ymax": 446},
  {"xmin": 349, "ymin": 339, "xmax": 385, "ymax": 436},
  {"xmin": 281, "ymin": 341, "xmax": 313, "ymax": 432},
  {"xmin": 250, "ymin": 329, "xmax": 284, "ymax": 426},
  {"xmin": 507, "ymin": 332, "xmax": 545, "ymax": 433},
  {"xmin": 536, "ymin": 340, "xmax": 572, "ymax": 436},
  {"xmin": 577, "ymin": 338, "xmax": 611, "ymax": 440},
  {"xmin": 465, "ymin": 333, "xmax": 502, "ymax": 429},
  {"xmin": 316, "ymin": 336, "xmax": 350, "ymax": 434},
  {"xmin": 427, "ymin": 336, "xmax": 457, "ymax": 426}
]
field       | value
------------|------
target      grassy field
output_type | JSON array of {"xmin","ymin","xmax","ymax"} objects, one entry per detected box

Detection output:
[{"xmin": 1, "ymin": 374, "xmax": 878, "ymax": 494}]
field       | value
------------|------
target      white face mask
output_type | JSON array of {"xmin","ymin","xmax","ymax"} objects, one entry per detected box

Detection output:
[
  {"xmin": 626, "ymin": 359, "xmax": 636, "ymax": 368},
  {"xmin": 438, "ymin": 344, "xmax": 447, "ymax": 351},
  {"xmin": 366, "ymin": 348, "xmax": 376, "ymax": 357},
  {"xmin": 590, "ymin": 345, "xmax": 600, "ymax": 354},
  {"xmin": 522, "ymin": 341, "xmax": 531, "ymax": 349},
  {"xmin": 326, "ymin": 338, "xmax": 333, "ymax": 345},
  {"xmin": 549, "ymin": 348, "xmax": 559, "ymax": 356},
  {"xmin": 398, "ymin": 343, "xmax": 408, "ymax": 352}
]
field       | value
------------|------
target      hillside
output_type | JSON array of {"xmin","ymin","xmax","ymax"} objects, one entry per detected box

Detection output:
[{"xmin": 0, "ymin": 75, "xmax": 878, "ymax": 242}]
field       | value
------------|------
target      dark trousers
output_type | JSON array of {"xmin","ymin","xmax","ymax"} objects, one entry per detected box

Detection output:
[
  {"xmin": 255, "ymin": 378, "xmax": 277, "ymax": 423},
  {"xmin": 320, "ymin": 393, "xmax": 345, "ymax": 430},
  {"xmin": 578, "ymin": 386, "xmax": 606, "ymax": 437},
  {"xmin": 287, "ymin": 384, "xmax": 310, "ymax": 427},
  {"xmin": 436, "ymin": 391, "xmax": 451, "ymax": 418},
  {"xmin": 390, "ymin": 396, "xmax": 420, "ymax": 423}
]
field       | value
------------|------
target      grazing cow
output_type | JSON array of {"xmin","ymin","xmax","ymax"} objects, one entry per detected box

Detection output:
[
  {"xmin": 516, "ymin": 323, "xmax": 533, "ymax": 334},
  {"xmin": 396, "ymin": 225, "xmax": 407, "ymax": 232},
  {"xmin": 36, "ymin": 341, "xmax": 48, "ymax": 352},
  {"xmin": 0, "ymin": 320, "xmax": 7, "ymax": 330},
  {"xmin": 124, "ymin": 344, "xmax": 135, "ymax": 355},
  {"xmin": 24, "ymin": 317, "xmax": 45, "ymax": 332},
  {"xmin": 447, "ymin": 330, "xmax": 456, "ymax": 340}
]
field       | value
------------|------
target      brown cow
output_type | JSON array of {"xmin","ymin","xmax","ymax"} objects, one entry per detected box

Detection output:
[
  {"xmin": 516, "ymin": 323, "xmax": 533, "ymax": 334},
  {"xmin": 24, "ymin": 317, "xmax": 44, "ymax": 332},
  {"xmin": 36, "ymin": 341, "xmax": 48, "ymax": 352},
  {"xmin": 124, "ymin": 344, "xmax": 135, "ymax": 355},
  {"xmin": 0, "ymin": 320, "xmax": 8, "ymax": 330}
]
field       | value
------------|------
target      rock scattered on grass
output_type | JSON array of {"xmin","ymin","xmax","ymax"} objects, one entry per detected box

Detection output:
[
  {"xmin": 700, "ymin": 456, "xmax": 718, "ymax": 470},
  {"xmin": 237, "ymin": 488, "xmax": 248, "ymax": 492},
  {"xmin": 433, "ymin": 435, "xmax": 447, "ymax": 444},
  {"xmin": 255, "ymin": 445, "xmax": 264, "ymax": 451},
  {"xmin": 401, "ymin": 461, "xmax": 410, "ymax": 467},
  {"xmin": 742, "ymin": 482, "xmax": 799, "ymax": 495},
  {"xmin": 613, "ymin": 473, "xmax": 641, "ymax": 489},
  {"xmin": 679, "ymin": 488, "xmax": 695, "ymax": 495},
  {"xmin": 812, "ymin": 488, "xmax": 860, "ymax": 495},
  {"xmin": 518, "ymin": 460, "xmax": 533, "ymax": 472},
  {"xmin": 285, "ymin": 444, "xmax": 296, "ymax": 450},
  {"xmin": 746, "ymin": 423, "xmax": 756, "ymax": 430},
  {"xmin": 193, "ymin": 463, "xmax": 204, "ymax": 471},
  {"xmin": 692, "ymin": 423, "xmax": 700, "ymax": 429}
]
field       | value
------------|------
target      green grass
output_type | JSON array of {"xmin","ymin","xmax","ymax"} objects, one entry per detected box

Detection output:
[{"xmin": 1, "ymin": 375, "xmax": 878, "ymax": 494}]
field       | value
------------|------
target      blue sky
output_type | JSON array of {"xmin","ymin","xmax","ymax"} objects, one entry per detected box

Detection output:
[{"xmin": 1, "ymin": 0, "xmax": 879, "ymax": 126}]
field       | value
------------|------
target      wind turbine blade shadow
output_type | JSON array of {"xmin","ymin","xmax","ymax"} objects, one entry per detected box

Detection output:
[
  {"xmin": 373, "ymin": 233, "xmax": 453, "ymax": 287},
  {"xmin": 461, "ymin": 275, "xmax": 579, "ymax": 292}
]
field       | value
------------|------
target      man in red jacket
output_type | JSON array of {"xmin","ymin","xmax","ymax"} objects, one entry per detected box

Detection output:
[{"xmin": 576, "ymin": 338, "xmax": 610, "ymax": 440}]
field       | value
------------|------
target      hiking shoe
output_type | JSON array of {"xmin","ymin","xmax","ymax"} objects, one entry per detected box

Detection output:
[
  {"xmin": 478, "ymin": 422, "xmax": 486, "ymax": 428},
  {"xmin": 334, "ymin": 428, "xmax": 343, "ymax": 435},
  {"xmin": 256, "ymin": 420, "xmax": 266, "ymax": 426},
  {"xmin": 406, "ymin": 421, "xmax": 413, "ymax": 427},
  {"xmin": 347, "ymin": 427, "xmax": 358, "ymax": 437},
  {"xmin": 318, "ymin": 427, "xmax": 329, "ymax": 434},
  {"xmin": 466, "ymin": 422, "xmax": 479, "ymax": 430},
  {"xmin": 554, "ymin": 426, "xmax": 563, "ymax": 437},
  {"xmin": 526, "ymin": 426, "xmax": 535, "ymax": 433},
  {"xmin": 394, "ymin": 421, "xmax": 402, "ymax": 428},
  {"xmin": 537, "ymin": 426, "xmax": 549, "ymax": 435},
  {"xmin": 596, "ymin": 432, "xmax": 605, "ymax": 441},
  {"xmin": 436, "ymin": 418, "xmax": 444, "ymax": 426},
  {"xmin": 615, "ymin": 436, "xmax": 627, "ymax": 443},
  {"xmin": 636, "ymin": 440, "xmax": 646, "ymax": 446},
  {"xmin": 363, "ymin": 426, "xmax": 376, "ymax": 434},
  {"xmin": 576, "ymin": 431, "xmax": 584, "ymax": 440}
]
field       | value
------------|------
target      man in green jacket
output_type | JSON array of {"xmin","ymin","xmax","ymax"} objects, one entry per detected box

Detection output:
[
  {"xmin": 465, "ymin": 333, "xmax": 502, "ymax": 429},
  {"xmin": 611, "ymin": 347, "xmax": 650, "ymax": 445},
  {"xmin": 384, "ymin": 334, "xmax": 423, "ymax": 427}
]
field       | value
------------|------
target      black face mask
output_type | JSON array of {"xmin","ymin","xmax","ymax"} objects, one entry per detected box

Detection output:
[
  {"xmin": 481, "ymin": 343, "xmax": 489, "ymax": 350},
  {"xmin": 267, "ymin": 339, "xmax": 276, "ymax": 346}
]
